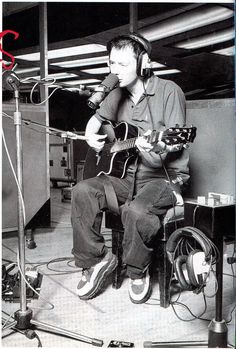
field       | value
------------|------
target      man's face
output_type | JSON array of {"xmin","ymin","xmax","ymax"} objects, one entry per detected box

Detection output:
[{"xmin": 108, "ymin": 46, "xmax": 138, "ymax": 89}]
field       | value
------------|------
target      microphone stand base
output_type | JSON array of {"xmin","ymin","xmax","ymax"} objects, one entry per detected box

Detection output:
[
  {"xmin": 14, "ymin": 308, "xmax": 33, "ymax": 330},
  {"xmin": 5, "ymin": 307, "xmax": 103, "ymax": 347},
  {"xmin": 208, "ymin": 318, "xmax": 228, "ymax": 348}
]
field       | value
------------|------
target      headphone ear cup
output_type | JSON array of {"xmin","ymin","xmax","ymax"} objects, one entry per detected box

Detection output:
[
  {"xmin": 186, "ymin": 250, "xmax": 200, "ymax": 286},
  {"xmin": 174, "ymin": 255, "xmax": 193, "ymax": 290},
  {"xmin": 136, "ymin": 51, "xmax": 144, "ymax": 77},
  {"xmin": 137, "ymin": 51, "xmax": 151, "ymax": 78},
  {"xmin": 186, "ymin": 250, "xmax": 210, "ymax": 287}
]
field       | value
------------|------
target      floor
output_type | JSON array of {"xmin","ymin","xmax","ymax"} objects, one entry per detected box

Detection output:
[{"xmin": 2, "ymin": 187, "xmax": 235, "ymax": 348}]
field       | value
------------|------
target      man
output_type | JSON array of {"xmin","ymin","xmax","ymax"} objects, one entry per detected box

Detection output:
[{"xmin": 71, "ymin": 33, "xmax": 190, "ymax": 304}]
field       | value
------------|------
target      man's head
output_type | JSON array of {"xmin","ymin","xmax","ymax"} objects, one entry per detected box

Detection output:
[{"xmin": 107, "ymin": 33, "xmax": 152, "ymax": 88}]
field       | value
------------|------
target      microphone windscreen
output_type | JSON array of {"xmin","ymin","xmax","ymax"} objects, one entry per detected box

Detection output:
[
  {"xmin": 87, "ymin": 73, "xmax": 119, "ymax": 109},
  {"xmin": 101, "ymin": 73, "xmax": 119, "ymax": 90}
]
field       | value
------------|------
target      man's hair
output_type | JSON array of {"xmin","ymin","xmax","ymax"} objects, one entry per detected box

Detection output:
[{"xmin": 107, "ymin": 33, "xmax": 152, "ymax": 58}]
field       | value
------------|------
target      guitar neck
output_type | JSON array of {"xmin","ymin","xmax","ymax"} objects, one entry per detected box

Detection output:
[
  {"xmin": 108, "ymin": 126, "xmax": 196, "ymax": 153},
  {"xmin": 110, "ymin": 137, "xmax": 137, "ymax": 153}
]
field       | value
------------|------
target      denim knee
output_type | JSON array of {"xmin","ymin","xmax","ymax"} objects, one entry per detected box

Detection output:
[
  {"xmin": 122, "ymin": 201, "xmax": 161, "ymax": 244},
  {"xmin": 121, "ymin": 201, "xmax": 144, "ymax": 223},
  {"xmin": 72, "ymin": 180, "xmax": 88, "ymax": 197}
]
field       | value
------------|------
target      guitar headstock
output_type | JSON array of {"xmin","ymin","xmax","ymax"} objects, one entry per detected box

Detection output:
[{"xmin": 162, "ymin": 126, "xmax": 197, "ymax": 145}]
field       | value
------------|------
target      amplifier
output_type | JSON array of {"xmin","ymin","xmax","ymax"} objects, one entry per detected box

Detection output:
[{"xmin": 184, "ymin": 200, "xmax": 235, "ymax": 240}]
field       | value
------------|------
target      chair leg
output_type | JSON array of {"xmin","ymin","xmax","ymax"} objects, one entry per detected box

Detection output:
[
  {"xmin": 158, "ymin": 240, "xmax": 172, "ymax": 308},
  {"xmin": 111, "ymin": 229, "xmax": 123, "ymax": 289}
]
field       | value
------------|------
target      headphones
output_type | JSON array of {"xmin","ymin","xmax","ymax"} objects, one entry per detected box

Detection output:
[
  {"xmin": 166, "ymin": 226, "xmax": 214, "ymax": 292},
  {"xmin": 107, "ymin": 33, "xmax": 152, "ymax": 78}
]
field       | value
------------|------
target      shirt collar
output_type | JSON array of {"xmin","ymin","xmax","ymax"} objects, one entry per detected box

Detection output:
[
  {"xmin": 120, "ymin": 75, "xmax": 158, "ymax": 97},
  {"xmin": 144, "ymin": 75, "xmax": 158, "ymax": 96}
]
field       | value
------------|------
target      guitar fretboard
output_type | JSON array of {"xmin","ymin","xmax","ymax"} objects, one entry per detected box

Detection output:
[
  {"xmin": 104, "ymin": 127, "xmax": 196, "ymax": 154},
  {"xmin": 110, "ymin": 137, "xmax": 137, "ymax": 153}
]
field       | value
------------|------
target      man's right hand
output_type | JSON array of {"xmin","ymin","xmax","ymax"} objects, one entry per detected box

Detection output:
[{"xmin": 86, "ymin": 134, "xmax": 107, "ymax": 153}]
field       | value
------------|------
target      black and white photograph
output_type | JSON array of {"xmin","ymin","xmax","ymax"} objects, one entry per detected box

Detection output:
[{"xmin": 1, "ymin": 1, "xmax": 235, "ymax": 348}]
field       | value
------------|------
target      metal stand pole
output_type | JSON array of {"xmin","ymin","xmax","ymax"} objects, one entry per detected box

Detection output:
[
  {"xmin": 208, "ymin": 235, "xmax": 228, "ymax": 348},
  {"xmin": 3, "ymin": 87, "xmax": 103, "ymax": 347},
  {"xmin": 143, "ymin": 340, "xmax": 208, "ymax": 348}
]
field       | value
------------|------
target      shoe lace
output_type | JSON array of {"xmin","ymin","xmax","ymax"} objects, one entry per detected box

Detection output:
[
  {"xmin": 132, "ymin": 278, "xmax": 144, "ymax": 286},
  {"xmin": 81, "ymin": 268, "xmax": 90, "ymax": 281}
]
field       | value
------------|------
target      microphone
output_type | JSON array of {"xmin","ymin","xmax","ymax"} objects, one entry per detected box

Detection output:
[
  {"xmin": 87, "ymin": 73, "xmax": 119, "ymax": 110},
  {"xmin": 61, "ymin": 86, "xmax": 93, "ymax": 97},
  {"xmin": 2, "ymin": 70, "xmax": 21, "ymax": 91}
]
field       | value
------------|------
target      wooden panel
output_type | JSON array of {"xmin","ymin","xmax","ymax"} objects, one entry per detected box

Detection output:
[{"xmin": 2, "ymin": 103, "xmax": 50, "ymax": 231}]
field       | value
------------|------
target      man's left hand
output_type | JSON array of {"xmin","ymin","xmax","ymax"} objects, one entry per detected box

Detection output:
[
  {"xmin": 135, "ymin": 130, "xmax": 184, "ymax": 153},
  {"xmin": 135, "ymin": 130, "xmax": 167, "ymax": 153}
]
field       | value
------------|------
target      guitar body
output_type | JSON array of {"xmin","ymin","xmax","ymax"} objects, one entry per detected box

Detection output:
[
  {"xmin": 83, "ymin": 122, "xmax": 138, "ymax": 179},
  {"xmin": 83, "ymin": 121, "xmax": 197, "ymax": 180}
]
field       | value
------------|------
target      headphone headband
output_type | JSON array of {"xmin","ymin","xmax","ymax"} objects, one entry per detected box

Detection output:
[
  {"xmin": 166, "ymin": 226, "xmax": 212, "ymax": 263},
  {"xmin": 120, "ymin": 33, "xmax": 152, "ymax": 56},
  {"xmin": 166, "ymin": 226, "xmax": 217, "ymax": 292}
]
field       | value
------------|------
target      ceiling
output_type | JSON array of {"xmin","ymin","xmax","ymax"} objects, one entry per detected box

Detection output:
[{"xmin": 2, "ymin": 2, "xmax": 235, "ymax": 100}]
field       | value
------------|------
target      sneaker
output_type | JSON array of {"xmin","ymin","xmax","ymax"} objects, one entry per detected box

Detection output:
[
  {"xmin": 76, "ymin": 251, "xmax": 118, "ymax": 300},
  {"xmin": 128, "ymin": 269, "xmax": 152, "ymax": 304}
]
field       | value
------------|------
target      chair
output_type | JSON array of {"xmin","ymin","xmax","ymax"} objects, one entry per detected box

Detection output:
[{"xmin": 105, "ymin": 205, "xmax": 185, "ymax": 308}]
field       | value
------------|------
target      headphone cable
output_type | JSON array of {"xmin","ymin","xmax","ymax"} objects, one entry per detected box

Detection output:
[{"xmin": 170, "ymin": 292, "xmax": 208, "ymax": 322}]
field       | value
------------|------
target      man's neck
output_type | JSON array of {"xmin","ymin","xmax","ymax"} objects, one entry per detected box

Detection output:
[{"xmin": 127, "ymin": 78, "xmax": 148, "ymax": 104}]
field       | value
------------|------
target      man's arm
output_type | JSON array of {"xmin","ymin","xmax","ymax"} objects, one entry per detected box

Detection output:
[
  {"xmin": 136, "ymin": 83, "xmax": 186, "ymax": 157},
  {"xmin": 85, "ymin": 115, "xmax": 107, "ymax": 153},
  {"xmin": 135, "ymin": 132, "xmax": 182, "ymax": 157}
]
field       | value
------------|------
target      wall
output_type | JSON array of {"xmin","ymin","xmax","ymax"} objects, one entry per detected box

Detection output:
[
  {"xmin": 186, "ymin": 98, "xmax": 235, "ymax": 198},
  {"xmin": 2, "ymin": 103, "xmax": 50, "ymax": 231}
]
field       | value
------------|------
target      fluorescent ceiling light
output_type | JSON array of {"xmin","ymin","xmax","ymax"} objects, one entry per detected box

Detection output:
[
  {"xmin": 15, "ymin": 44, "xmax": 106, "ymax": 61},
  {"xmin": 30, "ymin": 72, "xmax": 78, "ymax": 80},
  {"xmin": 81, "ymin": 61, "xmax": 165, "ymax": 74},
  {"xmin": 15, "ymin": 67, "xmax": 40, "ymax": 74},
  {"xmin": 205, "ymin": 88, "xmax": 232, "ymax": 96},
  {"xmin": 81, "ymin": 67, "xmax": 110, "ymax": 74},
  {"xmin": 185, "ymin": 89, "xmax": 206, "ymax": 96},
  {"xmin": 213, "ymin": 45, "xmax": 234, "ymax": 56},
  {"xmin": 59, "ymin": 79, "xmax": 101, "ymax": 85},
  {"xmin": 3, "ymin": 59, "xmax": 12, "ymax": 64},
  {"xmin": 53, "ymin": 55, "xmax": 108, "ymax": 68},
  {"xmin": 140, "ymin": 5, "xmax": 233, "ymax": 42},
  {"xmin": 150, "ymin": 62, "xmax": 165, "ymax": 68},
  {"xmin": 175, "ymin": 28, "xmax": 234, "ymax": 49},
  {"xmin": 87, "ymin": 84, "xmax": 100, "ymax": 89},
  {"xmin": 154, "ymin": 69, "xmax": 181, "ymax": 75}
]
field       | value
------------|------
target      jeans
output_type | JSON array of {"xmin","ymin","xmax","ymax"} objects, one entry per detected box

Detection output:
[{"xmin": 71, "ymin": 171, "xmax": 177, "ymax": 278}]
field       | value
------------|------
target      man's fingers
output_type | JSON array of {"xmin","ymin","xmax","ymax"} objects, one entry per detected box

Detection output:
[
  {"xmin": 135, "ymin": 137, "xmax": 153, "ymax": 152},
  {"xmin": 87, "ymin": 133, "xmax": 107, "ymax": 152},
  {"xmin": 143, "ymin": 130, "xmax": 152, "ymax": 136}
]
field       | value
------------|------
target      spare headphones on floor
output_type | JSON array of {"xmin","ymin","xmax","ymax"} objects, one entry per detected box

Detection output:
[{"xmin": 166, "ymin": 226, "xmax": 218, "ymax": 293}]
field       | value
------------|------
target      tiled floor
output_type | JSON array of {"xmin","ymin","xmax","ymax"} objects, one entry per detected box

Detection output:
[{"xmin": 2, "ymin": 187, "xmax": 235, "ymax": 348}]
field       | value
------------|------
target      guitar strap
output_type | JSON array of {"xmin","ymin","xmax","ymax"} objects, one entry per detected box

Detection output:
[
  {"xmin": 102, "ymin": 156, "xmax": 139, "ymax": 214},
  {"xmin": 126, "ymin": 156, "xmax": 139, "ymax": 203},
  {"xmin": 102, "ymin": 174, "xmax": 120, "ymax": 215}
]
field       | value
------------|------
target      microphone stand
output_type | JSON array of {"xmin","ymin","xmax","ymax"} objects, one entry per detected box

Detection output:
[{"xmin": 2, "ymin": 82, "xmax": 103, "ymax": 347}]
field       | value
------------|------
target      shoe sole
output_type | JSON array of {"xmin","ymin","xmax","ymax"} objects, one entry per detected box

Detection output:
[
  {"xmin": 78, "ymin": 255, "xmax": 118, "ymax": 300},
  {"xmin": 129, "ymin": 284, "xmax": 152, "ymax": 304}
]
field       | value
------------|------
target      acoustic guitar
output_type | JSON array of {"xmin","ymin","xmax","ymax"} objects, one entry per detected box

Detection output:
[{"xmin": 83, "ymin": 121, "xmax": 196, "ymax": 179}]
